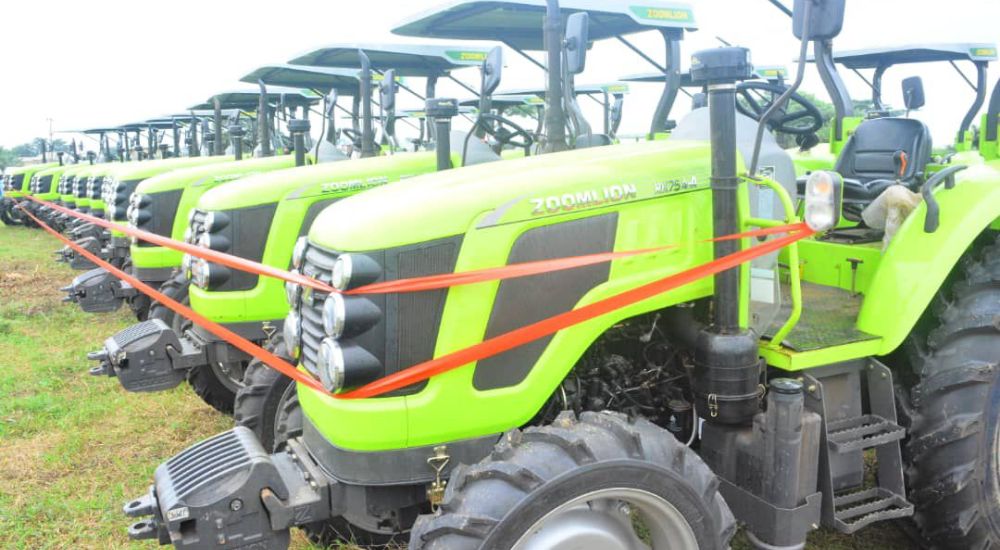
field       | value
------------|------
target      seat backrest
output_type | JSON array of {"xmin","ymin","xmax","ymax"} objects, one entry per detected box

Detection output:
[{"xmin": 834, "ymin": 118, "xmax": 931, "ymax": 183}]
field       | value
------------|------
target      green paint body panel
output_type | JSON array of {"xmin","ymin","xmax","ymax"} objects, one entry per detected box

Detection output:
[
  {"xmin": 29, "ymin": 164, "xmax": 73, "ymax": 202},
  {"xmin": 56, "ymin": 164, "xmax": 94, "ymax": 205},
  {"xmin": 104, "ymin": 156, "xmax": 237, "ymax": 238},
  {"xmin": 300, "ymin": 140, "xmax": 723, "ymax": 451},
  {"xmin": 129, "ymin": 156, "xmax": 297, "ymax": 271},
  {"xmin": 787, "ymin": 148, "xmax": 836, "ymax": 176},
  {"xmin": 189, "ymin": 152, "xmax": 440, "ymax": 324},
  {"xmin": 856, "ymin": 164, "xmax": 1000, "ymax": 354}
]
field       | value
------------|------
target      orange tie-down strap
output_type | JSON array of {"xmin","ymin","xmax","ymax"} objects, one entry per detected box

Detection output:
[
  {"xmin": 19, "ymin": 199, "xmax": 813, "ymax": 399},
  {"xmin": 26, "ymin": 194, "xmax": 804, "ymax": 296}
]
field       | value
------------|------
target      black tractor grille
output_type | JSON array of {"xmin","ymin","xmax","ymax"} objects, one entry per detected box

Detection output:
[
  {"xmin": 136, "ymin": 190, "xmax": 184, "ymax": 247},
  {"xmin": 186, "ymin": 204, "xmax": 278, "ymax": 290},
  {"xmin": 298, "ymin": 237, "xmax": 461, "ymax": 394},
  {"xmin": 37, "ymin": 175, "xmax": 54, "ymax": 194},
  {"xmin": 8, "ymin": 173, "xmax": 24, "ymax": 192}
]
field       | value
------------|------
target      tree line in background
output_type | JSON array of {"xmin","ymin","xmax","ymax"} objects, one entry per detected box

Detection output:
[{"xmin": 0, "ymin": 138, "xmax": 74, "ymax": 171}]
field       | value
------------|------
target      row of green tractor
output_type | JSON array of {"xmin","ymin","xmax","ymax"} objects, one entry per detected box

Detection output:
[{"xmin": 3, "ymin": 0, "xmax": 999, "ymax": 548}]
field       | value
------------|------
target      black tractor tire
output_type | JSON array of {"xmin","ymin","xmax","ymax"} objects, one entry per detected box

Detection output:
[
  {"xmin": 3, "ymin": 203, "xmax": 25, "ymax": 226},
  {"xmin": 148, "ymin": 272, "xmax": 190, "ymax": 332},
  {"xmin": 409, "ymin": 410, "xmax": 736, "ymax": 550},
  {"xmin": 234, "ymin": 341, "xmax": 296, "ymax": 452},
  {"xmin": 187, "ymin": 361, "xmax": 243, "ymax": 415},
  {"xmin": 125, "ymin": 261, "xmax": 152, "ymax": 321},
  {"xmin": 0, "ymin": 203, "xmax": 18, "ymax": 226},
  {"xmin": 903, "ymin": 233, "xmax": 1000, "ymax": 549}
]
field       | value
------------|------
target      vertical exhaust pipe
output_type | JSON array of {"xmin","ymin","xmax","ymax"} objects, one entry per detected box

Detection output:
[
  {"xmin": 689, "ymin": 47, "xmax": 760, "ymax": 426},
  {"xmin": 213, "ymin": 98, "xmax": 224, "ymax": 156},
  {"xmin": 426, "ymin": 98, "xmax": 458, "ymax": 171},
  {"xmin": 289, "ymin": 119, "xmax": 310, "ymax": 167},
  {"xmin": 258, "ymin": 80, "xmax": 272, "ymax": 157},
  {"xmin": 541, "ymin": 0, "xmax": 568, "ymax": 153},
  {"xmin": 359, "ymin": 50, "xmax": 375, "ymax": 158},
  {"xmin": 230, "ymin": 125, "xmax": 245, "ymax": 161}
]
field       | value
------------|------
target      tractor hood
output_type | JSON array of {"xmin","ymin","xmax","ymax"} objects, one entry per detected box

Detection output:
[
  {"xmin": 136, "ymin": 155, "xmax": 295, "ymax": 195},
  {"xmin": 309, "ymin": 139, "xmax": 713, "ymax": 252},
  {"xmin": 106, "ymin": 155, "xmax": 235, "ymax": 182},
  {"xmin": 198, "ymin": 152, "xmax": 437, "ymax": 211}
]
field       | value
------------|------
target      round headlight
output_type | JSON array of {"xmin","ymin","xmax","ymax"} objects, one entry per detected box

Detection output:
[
  {"xmin": 283, "ymin": 310, "xmax": 302, "ymax": 359},
  {"xmin": 322, "ymin": 293, "xmax": 346, "ymax": 338},
  {"xmin": 317, "ymin": 338, "xmax": 345, "ymax": 392},
  {"xmin": 197, "ymin": 232, "xmax": 211, "ymax": 248},
  {"xmin": 191, "ymin": 259, "xmax": 210, "ymax": 288},
  {"xmin": 285, "ymin": 271, "xmax": 302, "ymax": 305},
  {"xmin": 332, "ymin": 255, "xmax": 352, "ymax": 291},
  {"xmin": 183, "ymin": 227, "xmax": 193, "ymax": 243},
  {"xmin": 188, "ymin": 208, "xmax": 197, "ymax": 224},
  {"xmin": 292, "ymin": 237, "xmax": 308, "ymax": 270},
  {"xmin": 181, "ymin": 254, "xmax": 193, "ymax": 276},
  {"xmin": 204, "ymin": 212, "xmax": 216, "ymax": 231}
]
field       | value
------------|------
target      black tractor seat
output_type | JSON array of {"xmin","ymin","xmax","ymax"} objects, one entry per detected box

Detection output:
[{"xmin": 799, "ymin": 117, "xmax": 932, "ymax": 218}]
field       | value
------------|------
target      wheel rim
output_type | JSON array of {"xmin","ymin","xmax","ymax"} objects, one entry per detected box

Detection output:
[
  {"xmin": 511, "ymin": 487, "xmax": 699, "ymax": 550},
  {"xmin": 211, "ymin": 361, "xmax": 246, "ymax": 393}
]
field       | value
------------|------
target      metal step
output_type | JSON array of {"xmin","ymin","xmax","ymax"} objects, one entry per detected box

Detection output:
[
  {"xmin": 826, "ymin": 414, "xmax": 906, "ymax": 453},
  {"xmin": 833, "ymin": 487, "xmax": 913, "ymax": 534}
]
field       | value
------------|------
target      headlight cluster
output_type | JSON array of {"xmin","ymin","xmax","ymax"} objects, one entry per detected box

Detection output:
[
  {"xmin": 85, "ymin": 176, "xmax": 103, "ymax": 200},
  {"xmin": 126, "ymin": 193, "xmax": 152, "ymax": 227},
  {"xmin": 284, "ymin": 243, "xmax": 383, "ymax": 393},
  {"xmin": 803, "ymin": 171, "xmax": 843, "ymax": 232},
  {"xmin": 185, "ymin": 209, "xmax": 233, "ymax": 290},
  {"xmin": 28, "ymin": 176, "xmax": 39, "ymax": 194},
  {"xmin": 58, "ymin": 176, "xmax": 73, "ymax": 196}
]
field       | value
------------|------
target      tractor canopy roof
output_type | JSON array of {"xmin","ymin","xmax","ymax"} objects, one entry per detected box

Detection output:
[
  {"xmin": 809, "ymin": 43, "xmax": 998, "ymax": 69},
  {"xmin": 78, "ymin": 126, "xmax": 123, "ymax": 134},
  {"xmin": 240, "ymin": 65, "xmax": 362, "ymax": 95},
  {"xmin": 188, "ymin": 87, "xmax": 322, "ymax": 111},
  {"xmin": 288, "ymin": 42, "xmax": 493, "ymax": 77},
  {"xmin": 498, "ymin": 82, "xmax": 630, "ymax": 98},
  {"xmin": 392, "ymin": 0, "xmax": 697, "ymax": 51},
  {"xmin": 458, "ymin": 93, "xmax": 542, "ymax": 107},
  {"xmin": 402, "ymin": 106, "xmax": 478, "ymax": 118}
]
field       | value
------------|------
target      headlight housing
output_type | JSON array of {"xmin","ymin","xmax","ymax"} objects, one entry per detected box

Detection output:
[
  {"xmin": 285, "ymin": 270, "xmax": 302, "ymax": 305},
  {"xmin": 292, "ymin": 237, "xmax": 308, "ymax": 270},
  {"xmin": 322, "ymin": 293, "xmax": 380, "ymax": 339},
  {"xmin": 316, "ymin": 339, "xmax": 381, "ymax": 392},
  {"xmin": 283, "ymin": 310, "xmax": 302, "ymax": 359},
  {"xmin": 331, "ymin": 253, "xmax": 381, "ymax": 291},
  {"xmin": 317, "ymin": 338, "xmax": 345, "ymax": 391},
  {"xmin": 804, "ymin": 171, "xmax": 843, "ymax": 232}
]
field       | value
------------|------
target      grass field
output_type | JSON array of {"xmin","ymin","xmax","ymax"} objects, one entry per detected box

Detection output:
[{"xmin": 0, "ymin": 222, "xmax": 917, "ymax": 549}]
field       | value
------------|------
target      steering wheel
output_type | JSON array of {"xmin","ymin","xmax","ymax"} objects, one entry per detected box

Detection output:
[
  {"xmin": 476, "ymin": 113, "xmax": 534, "ymax": 151},
  {"xmin": 735, "ymin": 81, "xmax": 824, "ymax": 136}
]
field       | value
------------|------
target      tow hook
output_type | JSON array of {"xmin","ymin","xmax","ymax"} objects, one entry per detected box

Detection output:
[
  {"xmin": 67, "ymin": 236, "xmax": 102, "ymax": 270},
  {"xmin": 125, "ymin": 428, "xmax": 329, "ymax": 548},
  {"xmin": 87, "ymin": 319, "xmax": 203, "ymax": 392},
  {"xmin": 64, "ymin": 268, "xmax": 136, "ymax": 312}
]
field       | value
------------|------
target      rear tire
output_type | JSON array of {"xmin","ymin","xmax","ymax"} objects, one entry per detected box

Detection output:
[
  {"xmin": 904, "ymin": 233, "xmax": 1000, "ymax": 549},
  {"xmin": 409, "ymin": 410, "xmax": 735, "ymax": 550}
]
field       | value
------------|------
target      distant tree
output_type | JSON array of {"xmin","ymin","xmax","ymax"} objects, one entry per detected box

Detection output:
[
  {"xmin": 0, "ymin": 147, "xmax": 19, "ymax": 171},
  {"xmin": 11, "ymin": 143, "xmax": 37, "ymax": 157}
]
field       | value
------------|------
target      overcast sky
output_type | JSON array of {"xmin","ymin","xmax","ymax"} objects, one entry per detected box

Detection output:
[{"xmin": 1, "ymin": 0, "xmax": 997, "ymax": 151}]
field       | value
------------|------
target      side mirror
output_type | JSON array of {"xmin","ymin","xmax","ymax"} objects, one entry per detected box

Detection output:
[
  {"xmin": 793, "ymin": 0, "xmax": 845, "ymax": 40},
  {"xmin": 902, "ymin": 76, "xmax": 925, "ymax": 111},
  {"xmin": 380, "ymin": 69, "xmax": 397, "ymax": 113},
  {"xmin": 564, "ymin": 12, "xmax": 589, "ymax": 75},
  {"xmin": 482, "ymin": 46, "xmax": 503, "ymax": 98}
]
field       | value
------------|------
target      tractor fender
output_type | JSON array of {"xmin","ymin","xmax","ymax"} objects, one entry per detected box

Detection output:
[{"xmin": 857, "ymin": 164, "xmax": 1000, "ymax": 354}]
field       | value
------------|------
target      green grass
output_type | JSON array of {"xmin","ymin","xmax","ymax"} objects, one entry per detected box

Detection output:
[{"xmin": 0, "ymin": 222, "xmax": 915, "ymax": 549}]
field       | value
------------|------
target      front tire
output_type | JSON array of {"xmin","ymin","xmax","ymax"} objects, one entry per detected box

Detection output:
[
  {"xmin": 234, "ymin": 341, "xmax": 296, "ymax": 452},
  {"xmin": 148, "ymin": 271, "xmax": 189, "ymax": 331},
  {"xmin": 409, "ymin": 411, "xmax": 735, "ymax": 550},
  {"xmin": 904, "ymin": 233, "xmax": 1000, "ymax": 549}
]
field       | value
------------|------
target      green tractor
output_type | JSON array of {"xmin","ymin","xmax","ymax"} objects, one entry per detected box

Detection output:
[
  {"xmin": 64, "ymin": 87, "xmax": 322, "ymax": 317},
  {"xmin": 87, "ymin": 42, "xmax": 494, "ymax": 415},
  {"xmin": 0, "ymin": 161, "xmax": 59, "ymax": 225},
  {"xmin": 124, "ymin": 0, "xmax": 1000, "ymax": 549}
]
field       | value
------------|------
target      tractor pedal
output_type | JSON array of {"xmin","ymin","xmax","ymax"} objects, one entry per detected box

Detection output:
[
  {"xmin": 826, "ymin": 414, "xmax": 905, "ymax": 453},
  {"xmin": 832, "ymin": 487, "xmax": 913, "ymax": 534}
]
